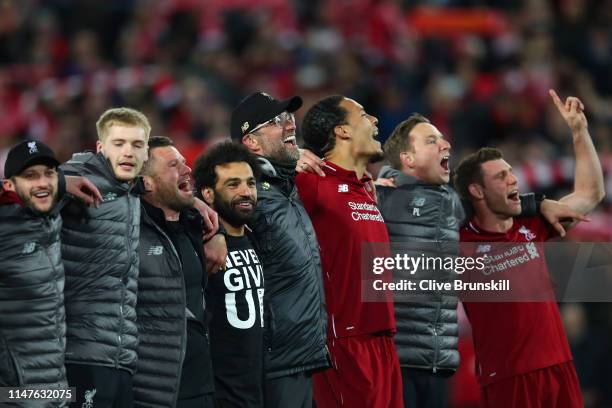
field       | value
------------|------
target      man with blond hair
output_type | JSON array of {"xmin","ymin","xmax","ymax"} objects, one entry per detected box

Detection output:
[{"xmin": 61, "ymin": 107, "xmax": 150, "ymax": 407}]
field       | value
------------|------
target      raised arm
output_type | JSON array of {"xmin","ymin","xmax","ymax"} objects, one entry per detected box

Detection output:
[{"xmin": 549, "ymin": 89, "xmax": 605, "ymax": 215}]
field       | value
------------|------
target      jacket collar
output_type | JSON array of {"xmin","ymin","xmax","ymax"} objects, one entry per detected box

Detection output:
[
  {"xmin": 141, "ymin": 199, "xmax": 201, "ymax": 230},
  {"xmin": 0, "ymin": 189, "xmax": 65, "ymax": 217},
  {"xmin": 70, "ymin": 152, "xmax": 145, "ymax": 194},
  {"xmin": 378, "ymin": 164, "xmax": 448, "ymax": 189},
  {"xmin": 257, "ymin": 156, "xmax": 296, "ymax": 180}
]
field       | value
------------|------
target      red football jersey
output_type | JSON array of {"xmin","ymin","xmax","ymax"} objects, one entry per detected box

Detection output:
[
  {"xmin": 460, "ymin": 216, "xmax": 573, "ymax": 386},
  {"xmin": 296, "ymin": 162, "xmax": 396, "ymax": 339}
]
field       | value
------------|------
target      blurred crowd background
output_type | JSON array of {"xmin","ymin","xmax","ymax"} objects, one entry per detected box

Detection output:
[{"xmin": 0, "ymin": 0, "xmax": 611, "ymax": 406}]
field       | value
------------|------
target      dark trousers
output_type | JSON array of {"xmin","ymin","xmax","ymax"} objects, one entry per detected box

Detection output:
[
  {"xmin": 401, "ymin": 367, "xmax": 449, "ymax": 408},
  {"xmin": 66, "ymin": 364, "xmax": 133, "ymax": 408},
  {"xmin": 265, "ymin": 372, "xmax": 313, "ymax": 408}
]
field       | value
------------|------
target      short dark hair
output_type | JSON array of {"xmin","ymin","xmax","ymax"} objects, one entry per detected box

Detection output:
[
  {"xmin": 142, "ymin": 136, "xmax": 174, "ymax": 175},
  {"xmin": 453, "ymin": 147, "xmax": 504, "ymax": 201},
  {"xmin": 383, "ymin": 113, "xmax": 431, "ymax": 170},
  {"xmin": 148, "ymin": 135, "xmax": 174, "ymax": 149},
  {"xmin": 193, "ymin": 141, "xmax": 261, "ymax": 196},
  {"xmin": 301, "ymin": 95, "xmax": 347, "ymax": 157}
]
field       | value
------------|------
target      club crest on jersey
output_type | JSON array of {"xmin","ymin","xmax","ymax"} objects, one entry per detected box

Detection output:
[
  {"xmin": 411, "ymin": 197, "xmax": 426, "ymax": 207},
  {"xmin": 518, "ymin": 225, "xmax": 536, "ymax": 241},
  {"xmin": 101, "ymin": 192, "xmax": 118, "ymax": 203},
  {"xmin": 338, "ymin": 184, "xmax": 349, "ymax": 193}
]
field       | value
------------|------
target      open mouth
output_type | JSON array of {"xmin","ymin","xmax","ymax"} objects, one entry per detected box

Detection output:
[
  {"xmin": 33, "ymin": 191, "xmax": 50, "ymax": 199},
  {"xmin": 283, "ymin": 136, "xmax": 297, "ymax": 147},
  {"xmin": 178, "ymin": 179, "xmax": 191, "ymax": 192},
  {"xmin": 234, "ymin": 200, "xmax": 254, "ymax": 210},
  {"xmin": 119, "ymin": 162, "xmax": 135, "ymax": 171},
  {"xmin": 440, "ymin": 155, "xmax": 450, "ymax": 171},
  {"xmin": 507, "ymin": 190, "xmax": 519, "ymax": 201}
]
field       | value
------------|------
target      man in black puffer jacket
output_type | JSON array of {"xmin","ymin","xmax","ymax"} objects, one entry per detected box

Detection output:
[
  {"xmin": 61, "ymin": 108, "xmax": 150, "ymax": 408},
  {"xmin": 231, "ymin": 92, "xmax": 329, "ymax": 408},
  {"xmin": 0, "ymin": 141, "xmax": 67, "ymax": 407},
  {"xmin": 133, "ymin": 136, "xmax": 215, "ymax": 408}
]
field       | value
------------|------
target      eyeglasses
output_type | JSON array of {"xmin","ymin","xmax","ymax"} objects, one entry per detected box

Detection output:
[{"xmin": 251, "ymin": 112, "xmax": 295, "ymax": 133}]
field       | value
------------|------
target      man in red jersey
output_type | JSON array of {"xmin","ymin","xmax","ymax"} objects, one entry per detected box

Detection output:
[
  {"xmin": 296, "ymin": 95, "xmax": 403, "ymax": 408},
  {"xmin": 453, "ymin": 90, "xmax": 605, "ymax": 408}
]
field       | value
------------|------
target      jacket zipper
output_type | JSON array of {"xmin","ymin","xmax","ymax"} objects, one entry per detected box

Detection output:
[
  {"xmin": 145, "ymin": 211, "xmax": 186, "ymax": 406},
  {"xmin": 42, "ymin": 218, "xmax": 64, "ymax": 380},
  {"xmin": 290, "ymin": 192, "xmax": 328, "ymax": 347},
  {"xmin": 115, "ymin": 195, "xmax": 133, "ymax": 369}
]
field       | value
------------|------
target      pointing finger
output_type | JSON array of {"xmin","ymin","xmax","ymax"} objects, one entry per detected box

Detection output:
[{"xmin": 548, "ymin": 89, "xmax": 565, "ymax": 113}]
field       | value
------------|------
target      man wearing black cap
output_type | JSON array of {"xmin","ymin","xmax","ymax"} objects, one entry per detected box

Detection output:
[
  {"xmin": 3, "ymin": 140, "xmax": 62, "ymax": 212},
  {"xmin": 231, "ymin": 92, "xmax": 329, "ymax": 408},
  {"xmin": 0, "ymin": 140, "xmax": 67, "ymax": 402}
]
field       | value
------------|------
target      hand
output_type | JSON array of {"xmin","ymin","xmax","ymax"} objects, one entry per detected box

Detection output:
[
  {"xmin": 540, "ymin": 199, "xmax": 590, "ymax": 237},
  {"xmin": 204, "ymin": 233, "xmax": 227, "ymax": 275},
  {"xmin": 364, "ymin": 171, "xmax": 379, "ymax": 204},
  {"xmin": 193, "ymin": 198, "xmax": 219, "ymax": 240},
  {"xmin": 296, "ymin": 149, "xmax": 325, "ymax": 177},
  {"xmin": 549, "ymin": 89, "xmax": 587, "ymax": 134},
  {"xmin": 375, "ymin": 177, "xmax": 396, "ymax": 187},
  {"xmin": 65, "ymin": 176, "xmax": 102, "ymax": 207}
]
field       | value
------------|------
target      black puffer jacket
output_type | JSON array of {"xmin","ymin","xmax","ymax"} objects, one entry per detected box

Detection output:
[
  {"xmin": 249, "ymin": 158, "xmax": 329, "ymax": 379},
  {"xmin": 0, "ymin": 190, "xmax": 68, "ymax": 405},
  {"xmin": 133, "ymin": 202, "xmax": 200, "ymax": 408},
  {"xmin": 378, "ymin": 169, "xmax": 463, "ymax": 374},
  {"xmin": 60, "ymin": 152, "xmax": 141, "ymax": 373}
]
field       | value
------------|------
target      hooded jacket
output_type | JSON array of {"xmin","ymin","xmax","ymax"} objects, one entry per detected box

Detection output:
[{"xmin": 60, "ymin": 152, "xmax": 142, "ymax": 373}]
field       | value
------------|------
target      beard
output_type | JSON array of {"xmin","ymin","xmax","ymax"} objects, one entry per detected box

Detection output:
[
  {"xmin": 16, "ymin": 185, "xmax": 58, "ymax": 214},
  {"xmin": 261, "ymin": 137, "xmax": 300, "ymax": 164},
  {"xmin": 155, "ymin": 179, "xmax": 195, "ymax": 213},
  {"xmin": 213, "ymin": 194, "xmax": 256, "ymax": 228},
  {"xmin": 368, "ymin": 151, "xmax": 385, "ymax": 163}
]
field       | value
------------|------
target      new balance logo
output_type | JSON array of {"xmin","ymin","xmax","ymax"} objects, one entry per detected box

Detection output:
[
  {"xmin": 22, "ymin": 242, "xmax": 36, "ymax": 254},
  {"xmin": 147, "ymin": 246, "xmax": 163, "ymax": 256},
  {"xmin": 338, "ymin": 184, "xmax": 349, "ymax": 193},
  {"xmin": 476, "ymin": 244, "xmax": 491, "ymax": 253}
]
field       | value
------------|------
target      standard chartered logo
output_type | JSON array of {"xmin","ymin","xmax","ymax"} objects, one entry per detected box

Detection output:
[{"xmin": 348, "ymin": 201, "xmax": 384, "ymax": 222}]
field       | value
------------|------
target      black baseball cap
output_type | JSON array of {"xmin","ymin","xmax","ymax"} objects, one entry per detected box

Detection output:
[
  {"xmin": 4, "ymin": 140, "xmax": 60, "ymax": 178},
  {"xmin": 230, "ymin": 92, "xmax": 303, "ymax": 141}
]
